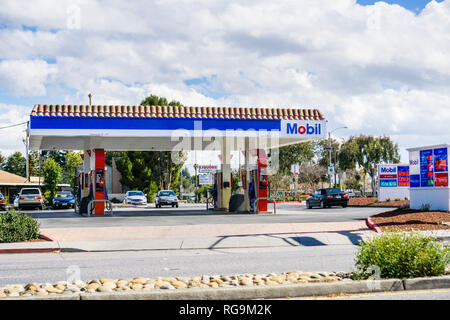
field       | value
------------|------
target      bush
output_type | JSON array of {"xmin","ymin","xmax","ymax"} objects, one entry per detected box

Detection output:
[
  {"xmin": 353, "ymin": 232, "xmax": 450, "ymax": 280},
  {"xmin": 0, "ymin": 210, "xmax": 40, "ymax": 243},
  {"xmin": 110, "ymin": 198, "xmax": 121, "ymax": 204}
]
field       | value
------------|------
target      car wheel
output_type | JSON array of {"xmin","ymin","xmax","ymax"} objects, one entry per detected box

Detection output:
[
  {"xmin": 176, "ymin": 203, "xmax": 179, "ymax": 208},
  {"xmin": 306, "ymin": 201, "xmax": 311, "ymax": 209},
  {"xmin": 342, "ymin": 204, "xmax": 348, "ymax": 208}
]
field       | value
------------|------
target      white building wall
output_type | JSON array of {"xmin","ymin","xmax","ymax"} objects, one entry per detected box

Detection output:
[
  {"xmin": 410, "ymin": 188, "xmax": 450, "ymax": 211},
  {"xmin": 378, "ymin": 188, "xmax": 410, "ymax": 202}
]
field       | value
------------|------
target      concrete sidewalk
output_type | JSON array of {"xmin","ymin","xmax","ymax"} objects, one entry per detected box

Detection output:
[
  {"xmin": 0, "ymin": 230, "xmax": 368, "ymax": 253},
  {"xmin": 40, "ymin": 221, "xmax": 369, "ymax": 241}
]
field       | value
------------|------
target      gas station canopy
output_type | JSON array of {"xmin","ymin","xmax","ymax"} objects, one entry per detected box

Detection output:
[
  {"xmin": 28, "ymin": 104, "xmax": 327, "ymax": 214},
  {"xmin": 29, "ymin": 104, "xmax": 327, "ymax": 151}
]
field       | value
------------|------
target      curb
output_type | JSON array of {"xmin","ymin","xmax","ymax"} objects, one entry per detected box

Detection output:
[
  {"xmin": 348, "ymin": 205, "xmax": 401, "ymax": 208},
  {"xmin": 38, "ymin": 233, "xmax": 57, "ymax": 242},
  {"xmin": 0, "ymin": 235, "xmax": 60, "ymax": 254},
  {"xmin": 366, "ymin": 217, "xmax": 381, "ymax": 233},
  {"xmin": 2, "ymin": 276, "xmax": 450, "ymax": 300}
]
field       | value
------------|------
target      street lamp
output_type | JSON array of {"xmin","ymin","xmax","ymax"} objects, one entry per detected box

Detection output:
[{"xmin": 328, "ymin": 126, "xmax": 348, "ymax": 188}]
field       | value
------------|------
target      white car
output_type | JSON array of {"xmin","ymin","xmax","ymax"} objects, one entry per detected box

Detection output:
[
  {"xmin": 345, "ymin": 189, "xmax": 356, "ymax": 197},
  {"xmin": 123, "ymin": 191, "xmax": 147, "ymax": 205}
]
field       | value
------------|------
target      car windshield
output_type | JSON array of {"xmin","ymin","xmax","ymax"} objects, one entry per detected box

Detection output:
[
  {"xmin": 128, "ymin": 191, "xmax": 144, "ymax": 196},
  {"xmin": 21, "ymin": 189, "xmax": 40, "ymax": 195},
  {"xmin": 159, "ymin": 191, "xmax": 176, "ymax": 197},
  {"xmin": 55, "ymin": 192, "xmax": 73, "ymax": 198}
]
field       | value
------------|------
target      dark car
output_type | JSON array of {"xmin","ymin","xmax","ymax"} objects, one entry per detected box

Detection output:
[
  {"xmin": 306, "ymin": 188, "xmax": 349, "ymax": 209},
  {"xmin": 0, "ymin": 193, "xmax": 5, "ymax": 211},
  {"xmin": 155, "ymin": 190, "xmax": 179, "ymax": 208},
  {"xmin": 53, "ymin": 191, "xmax": 76, "ymax": 209}
]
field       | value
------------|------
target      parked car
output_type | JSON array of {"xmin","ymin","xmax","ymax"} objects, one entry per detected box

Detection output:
[
  {"xmin": 0, "ymin": 193, "xmax": 5, "ymax": 211},
  {"xmin": 155, "ymin": 190, "xmax": 179, "ymax": 208},
  {"xmin": 18, "ymin": 188, "xmax": 44, "ymax": 210},
  {"xmin": 345, "ymin": 189, "xmax": 356, "ymax": 197},
  {"xmin": 123, "ymin": 191, "xmax": 147, "ymax": 205},
  {"xmin": 306, "ymin": 188, "xmax": 349, "ymax": 209},
  {"xmin": 53, "ymin": 191, "xmax": 76, "ymax": 209}
]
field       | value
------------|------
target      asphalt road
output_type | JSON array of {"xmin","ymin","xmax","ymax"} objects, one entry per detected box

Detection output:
[
  {"xmin": 0, "ymin": 245, "xmax": 357, "ymax": 286},
  {"xmin": 20, "ymin": 203, "xmax": 387, "ymax": 229}
]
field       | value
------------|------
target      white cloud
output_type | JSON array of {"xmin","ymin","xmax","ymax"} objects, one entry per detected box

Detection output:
[
  {"xmin": 0, "ymin": 0, "xmax": 449, "ymax": 162},
  {"xmin": 0, "ymin": 60, "xmax": 57, "ymax": 96}
]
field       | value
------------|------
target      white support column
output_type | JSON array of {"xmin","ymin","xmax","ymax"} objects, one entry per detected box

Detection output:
[{"xmin": 221, "ymin": 137, "xmax": 232, "ymax": 210}]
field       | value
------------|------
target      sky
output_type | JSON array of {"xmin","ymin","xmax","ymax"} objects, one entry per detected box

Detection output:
[{"xmin": 0, "ymin": 0, "xmax": 449, "ymax": 165}]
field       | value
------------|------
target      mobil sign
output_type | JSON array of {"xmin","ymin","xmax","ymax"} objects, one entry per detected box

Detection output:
[
  {"xmin": 281, "ymin": 120, "xmax": 327, "ymax": 138},
  {"xmin": 379, "ymin": 165, "xmax": 398, "ymax": 187}
]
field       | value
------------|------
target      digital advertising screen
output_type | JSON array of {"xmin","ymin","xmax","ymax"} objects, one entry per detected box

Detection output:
[
  {"xmin": 380, "ymin": 179, "xmax": 397, "ymax": 188},
  {"xmin": 410, "ymin": 174, "xmax": 420, "ymax": 188},
  {"xmin": 397, "ymin": 166, "xmax": 410, "ymax": 187},
  {"xmin": 420, "ymin": 149, "xmax": 434, "ymax": 187},
  {"xmin": 434, "ymin": 148, "xmax": 448, "ymax": 173}
]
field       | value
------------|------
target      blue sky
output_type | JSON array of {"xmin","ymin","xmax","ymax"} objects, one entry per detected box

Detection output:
[{"xmin": 357, "ymin": 0, "xmax": 444, "ymax": 13}]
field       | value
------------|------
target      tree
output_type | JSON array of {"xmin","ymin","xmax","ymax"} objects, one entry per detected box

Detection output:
[
  {"xmin": 42, "ymin": 158, "xmax": 62, "ymax": 205},
  {"xmin": 140, "ymin": 94, "xmax": 181, "ymax": 107},
  {"xmin": 110, "ymin": 94, "xmax": 187, "ymax": 198},
  {"xmin": 0, "ymin": 152, "xmax": 6, "ymax": 169},
  {"xmin": 3, "ymin": 152, "xmax": 26, "ymax": 177},
  {"xmin": 63, "ymin": 151, "xmax": 83, "ymax": 190},
  {"xmin": 298, "ymin": 161, "xmax": 327, "ymax": 192},
  {"xmin": 338, "ymin": 135, "xmax": 400, "ymax": 196},
  {"xmin": 278, "ymin": 141, "xmax": 315, "ymax": 174}
]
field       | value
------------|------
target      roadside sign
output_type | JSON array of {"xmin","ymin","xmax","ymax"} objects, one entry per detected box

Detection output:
[
  {"xmin": 198, "ymin": 165, "xmax": 218, "ymax": 174},
  {"xmin": 199, "ymin": 174, "xmax": 214, "ymax": 185},
  {"xmin": 328, "ymin": 165, "xmax": 335, "ymax": 175}
]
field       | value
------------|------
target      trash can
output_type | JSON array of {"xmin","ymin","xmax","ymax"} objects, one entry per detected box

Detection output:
[{"xmin": 228, "ymin": 194, "xmax": 245, "ymax": 212}]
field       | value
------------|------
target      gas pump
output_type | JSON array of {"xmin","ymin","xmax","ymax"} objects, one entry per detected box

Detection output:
[
  {"xmin": 213, "ymin": 172, "xmax": 222, "ymax": 209},
  {"xmin": 249, "ymin": 170, "xmax": 257, "ymax": 212},
  {"xmin": 77, "ymin": 149, "xmax": 106, "ymax": 215}
]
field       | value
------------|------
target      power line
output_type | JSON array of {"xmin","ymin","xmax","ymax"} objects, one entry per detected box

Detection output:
[{"xmin": 0, "ymin": 121, "xmax": 28, "ymax": 130}]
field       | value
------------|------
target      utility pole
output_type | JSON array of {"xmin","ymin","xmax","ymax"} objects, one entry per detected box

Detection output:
[
  {"xmin": 88, "ymin": 93, "xmax": 92, "ymax": 105},
  {"xmin": 26, "ymin": 121, "xmax": 30, "ymax": 181},
  {"xmin": 328, "ymin": 126, "xmax": 348, "ymax": 188},
  {"xmin": 194, "ymin": 151, "xmax": 198, "ymax": 203}
]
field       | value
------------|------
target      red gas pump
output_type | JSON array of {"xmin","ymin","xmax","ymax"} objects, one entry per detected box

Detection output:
[
  {"xmin": 94, "ymin": 149, "xmax": 105, "ymax": 215},
  {"xmin": 257, "ymin": 150, "xmax": 268, "ymax": 212}
]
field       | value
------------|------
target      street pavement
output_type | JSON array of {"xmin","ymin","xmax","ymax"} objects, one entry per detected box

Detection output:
[
  {"xmin": 10, "ymin": 203, "xmax": 384, "ymax": 252},
  {"xmin": 22, "ymin": 203, "xmax": 387, "ymax": 229},
  {"xmin": 0, "ymin": 245, "xmax": 358, "ymax": 287}
]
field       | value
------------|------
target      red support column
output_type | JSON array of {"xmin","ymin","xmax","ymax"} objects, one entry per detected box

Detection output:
[
  {"xmin": 257, "ymin": 149, "xmax": 268, "ymax": 212},
  {"xmin": 94, "ymin": 149, "xmax": 105, "ymax": 215}
]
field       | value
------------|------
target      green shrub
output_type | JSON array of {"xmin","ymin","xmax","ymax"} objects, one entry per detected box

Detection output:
[
  {"xmin": 385, "ymin": 198, "xmax": 391, "ymax": 202},
  {"xmin": 394, "ymin": 198, "xmax": 401, "ymax": 201},
  {"xmin": 110, "ymin": 198, "xmax": 121, "ymax": 204},
  {"xmin": 353, "ymin": 232, "xmax": 450, "ymax": 280},
  {"xmin": 0, "ymin": 210, "xmax": 40, "ymax": 243}
]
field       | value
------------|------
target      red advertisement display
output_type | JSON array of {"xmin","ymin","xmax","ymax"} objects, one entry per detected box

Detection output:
[{"xmin": 434, "ymin": 172, "xmax": 448, "ymax": 187}]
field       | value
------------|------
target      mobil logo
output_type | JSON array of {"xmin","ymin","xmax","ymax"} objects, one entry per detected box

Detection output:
[
  {"xmin": 286, "ymin": 122, "xmax": 322, "ymax": 135},
  {"xmin": 380, "ymin": 166, "xmax": 397, "ymax": 174}
]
